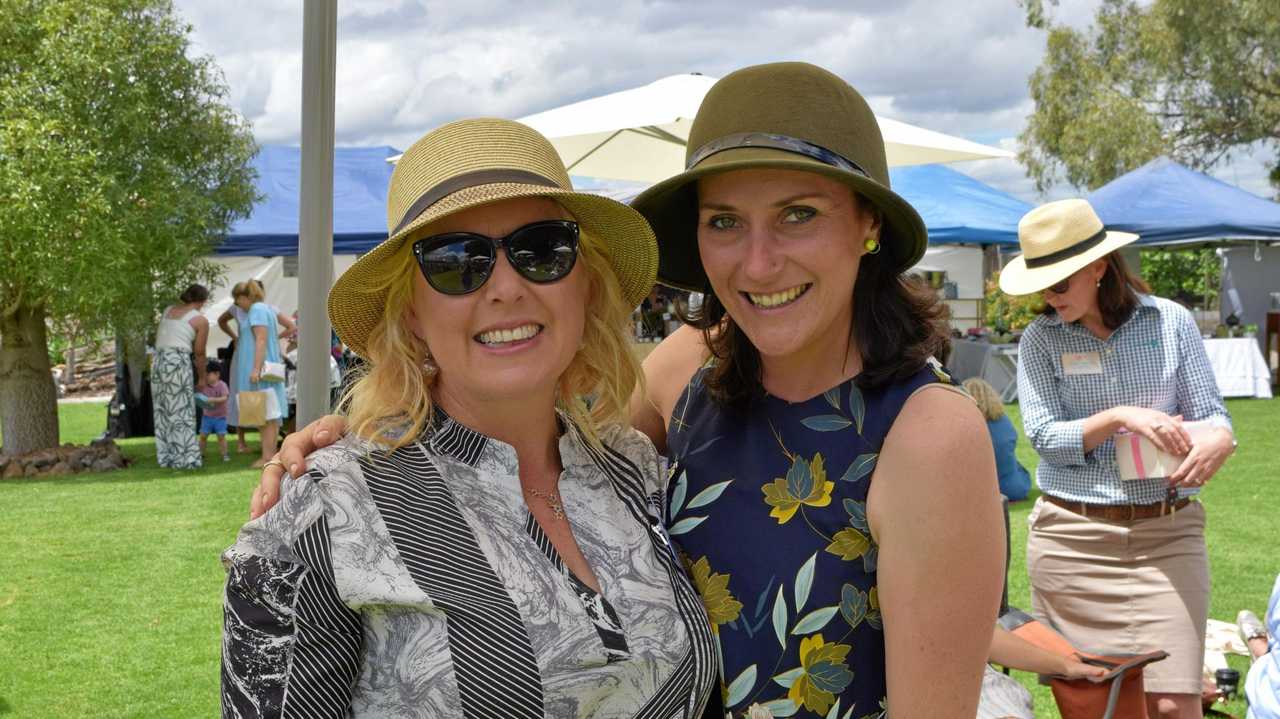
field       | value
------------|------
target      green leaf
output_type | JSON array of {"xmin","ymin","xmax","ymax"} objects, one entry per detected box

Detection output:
[
  {"xmin": 843, "ymin": 499, "xmax": 869, "ymax": 533},
  {"xmin": 685, "ymin": 479, "xmax": 732, "ymax": 510},
  {"xmin": 847, "ymin": 384, "xmax": 866, "ymax": 434},
  {"xmin": 801, "ymin": 415, "xmax": 853, "ymax": 432},
  {"xmin": 785, "ymin": 455, "xmax": 814, "ymax": 499},
  {"xmin": 725, "ymin": 664, "xmax": 757, "ymax": 707},
  {"xmin": 790, "ymin": 606, "xmax": 839, "ymax": 635},
  {"xmin": 761, "ymin": 699, "xmax": 799, "ymax": 717},
  {"xmin": 825, "ymin": 528, "xmax": 871, "ymax": 561},
  {"xmin": 838, "ymin": 453, "xmax": 877, "ymax": 483},
  {"xmin": 840, "ymin": 584, "xmax": 868, "ymax": 629},
  {"xmin": 669, "ymin": 470, "xmax": 688, "ymax": 520},
  {"xmin": 772, "ymin": 586, "xmax": 788, "ymax": 650},
  {"xmin": 667, "ymin": 516, "xmax": 707, "ymax": 535},
  {"xmin": 772, "ymin": 667, "xmax": 805, "ymax": 688},
  {"xmin": 794, "ymin": 552, "xmax": 817, "ymax": 612}
]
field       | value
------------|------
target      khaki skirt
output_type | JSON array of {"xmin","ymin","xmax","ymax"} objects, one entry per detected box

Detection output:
[{"xmin": 1025, "ymin": 497, "xmax": 1210, "ymax": 695}]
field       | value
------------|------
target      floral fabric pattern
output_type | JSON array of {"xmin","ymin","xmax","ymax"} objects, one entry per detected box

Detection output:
[
  {"xmin": 666, "ymin": 363, "xmax": 949, "ymax": 718},
  {"xmin": 153, "ymin": 347, "xmax": 201, "ymax": 469}
]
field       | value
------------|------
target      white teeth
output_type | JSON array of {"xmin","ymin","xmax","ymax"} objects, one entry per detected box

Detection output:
[
  {"xmin": 747, "ymin": 285, "xmax": 808, "ymax": 308},
  {"xmin": 477, "ymin": 324, "xmax": 541, "ymax": 345}
]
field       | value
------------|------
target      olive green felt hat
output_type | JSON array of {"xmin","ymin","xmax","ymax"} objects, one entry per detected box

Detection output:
[
  {"xmin": 328, "ymin": 118, "xmax": 658, "ymax": 358},
  {"xmin": 631, "ymin": 62, "xmax": 928, "ymax": 292}
]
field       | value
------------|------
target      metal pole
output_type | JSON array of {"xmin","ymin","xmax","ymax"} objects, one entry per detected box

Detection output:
[{"xmin": 297, "ymin": 0, "xmax": 337, "ymax": 426}]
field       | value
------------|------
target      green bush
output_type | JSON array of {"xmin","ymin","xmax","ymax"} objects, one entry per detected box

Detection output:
[{"xmin": 984, "ymin": 270, "xmax": 1046, "ymax": 332}]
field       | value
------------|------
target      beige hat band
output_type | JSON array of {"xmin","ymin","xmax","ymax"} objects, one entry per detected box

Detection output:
[
  {"xmin": 688, "ymin": 131, "xmax": 872, "ymax": 179},
  {"xmin": 1024, "ymin": 227, "xmax": 1109, "ymax": 268},
  {"xmin": 391, "ymin": 168, "xmax": 560, "ymax": 237}
]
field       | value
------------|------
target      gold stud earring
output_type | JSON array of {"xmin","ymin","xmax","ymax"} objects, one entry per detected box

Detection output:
[{"xmin": 864, "ymin": 236, "xmax": 881, "ymax": 254}]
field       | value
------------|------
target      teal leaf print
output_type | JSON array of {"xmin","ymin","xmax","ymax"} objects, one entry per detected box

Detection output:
[
  {"xmin": 725, "ymin": 664, "xmax": 757, "ymax": 707},
  {"xmin": 840, "ymin": 584, "xmax": 868, "ymax": 630},
  {"xmin": 867, "ymin": 609, "xmax": 883, "ymax": 631},
  {"xmin": 825, "ymin": 700, "xmax": 842, "ymax": 719},
  {"xmin": 837, "ymin": 453, "xmax": 877, "ymax": 484},
  {"xmin": 823, "ymin": 386, "xmax": 841, "ymax": 410},
  {"xmin": 843, "ymin": 499, "xmax": 869, "ymax": 534},
  {"xmin": 667, "ymin": 516, "xmax": 707, "ymax": 535},
  {"xmin": 773, "ymin": 667, "xmax": 805, "ymax": 688},
  {"xmin": 785, "ymin": 456, "xmax": 814, "ymax": 500},
  {"xmin": 862, "ymin": 544, "xmax": 878, "ymax": 574},
  {"xmin": 762, "ymin": 699, "xmax": 800, "ymax": 717},
  {"xmin": 685, "ymin": 479, "xmax": 733, "ymax": 510},
  {"xmin": 772, "ymin": 586, "xmax": 788, "ymax": 650},
  {"xmin": 686, "ymin": 434, "xmax": 724, "ymax": 458},
  {"xmin": 809, "ymin": 660, "xmax": 854, "ymax": 694},
  {"xmin": 847, "ymin": 384, "xmax": 866, "ymax": 434},
  {"xmin": 842, "ymin": 708, "xmax": 857, "ymax": 719},
  {"xmin": 801, "ymin": 415, "xmax": 853, "ymax": 432},
  {"xmin": 794, "ymin": 552, "xmax": 817, "ymax": 612},
  {"xmin": 790, "ymin": 606, "xmax": 839, "ymax": 635},
  {"xmin": 669, "ymin": 470, "xmax": 688, "ymax": 521}
]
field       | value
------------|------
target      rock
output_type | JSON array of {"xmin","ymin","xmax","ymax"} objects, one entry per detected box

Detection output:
[
  {"xmin": 0, "ymin": 454, "xmax": 9, "ymax": 472},
  {"xmin": 90, "ymin": 458, "xmax": 118, "ymax": 474},
  {"xmin": 3, "ymin": 463, "xmax": 22, "ymax": 479},
  {"xmin": 30, "ymin": 451, "xmax": 57, "ymax": 469},
  {"xmin": 48, "ymin": 462, "xmax": 72, "ymax": 476}
]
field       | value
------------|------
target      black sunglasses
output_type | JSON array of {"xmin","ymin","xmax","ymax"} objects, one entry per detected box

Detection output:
[
  {"xmin": 1043, "ymin": 276, "xmax": 1072, "ymax": 294},
  {"xmin": 411, "ymin": 220, "xmax": 579, "ymax": 295}
]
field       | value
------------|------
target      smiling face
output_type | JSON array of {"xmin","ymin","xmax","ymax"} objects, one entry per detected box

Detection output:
[
  {"xmin": 696, "ymin": 168, "xmax": 879, "ymax": 371},
  {"xmin": 405, "ymin": 196, "xmax": 588, "ymax": 409},
  {"xmin": 1040, "ymin": 258, "xmax": 1107, "ymax": 324}
]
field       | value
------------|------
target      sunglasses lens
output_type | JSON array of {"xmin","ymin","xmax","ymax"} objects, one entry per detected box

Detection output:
[
  {"xmin": 508, "ymin": 222, "xmax": 578, "ymax": 282},
  {"xmin": 419, "ymin": 237, "xmax": 495, "ymax": 294},
  {"xmin": 1047, "ymin": 279, "xmax": 1071, "ymax": 294}
]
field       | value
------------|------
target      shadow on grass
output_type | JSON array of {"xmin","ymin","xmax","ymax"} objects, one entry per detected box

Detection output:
[{"xmin": 1, "ymin": 443, "xmax": 258, "ymax": 490}]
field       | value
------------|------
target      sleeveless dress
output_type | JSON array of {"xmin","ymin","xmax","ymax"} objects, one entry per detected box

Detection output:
[
  {"xmin": 153, "ymin": 307, "xmax": 202, "ymax": 469},
  {"xmin": 665, "ymin": 361, "xmax": 953, "ymax": 719}
]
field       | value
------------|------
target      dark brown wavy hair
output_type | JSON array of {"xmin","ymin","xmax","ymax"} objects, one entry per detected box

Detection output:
[
  {"xmin": 681, "ymin": 196, "xmax": 951, "ymax": 412},
  {"xmin": 1041, "ymin": 251, "xmax": 1150, "ymax": 330}
]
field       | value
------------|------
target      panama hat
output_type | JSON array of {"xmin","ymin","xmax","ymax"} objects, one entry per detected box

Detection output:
[
  {"xmin": 328, "ymin": 118, "xmax": 658, "ymax": 358},
  {"xmin": 631, "ymin": 62, "xmax": 928, "ymax": 291},
  {"xmin": 999, "ymin": 199, "xmax": 1138, "ymax": 296}
]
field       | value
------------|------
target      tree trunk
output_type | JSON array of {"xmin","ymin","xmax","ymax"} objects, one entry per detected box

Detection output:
[{"xmin": 0, "ymin": 303, "xmax": 60, "ymax": 454}]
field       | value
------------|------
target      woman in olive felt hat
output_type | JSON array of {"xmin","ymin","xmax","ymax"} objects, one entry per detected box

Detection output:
[
  {"xmin": 221, "ymin": 118, "xmax": 717, "ymax": 717},
  {"xmin": 257, "ymin": 63, "xmax": 1004, "ymax": 717}
]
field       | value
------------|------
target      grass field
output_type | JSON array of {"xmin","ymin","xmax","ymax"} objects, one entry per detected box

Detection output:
[{"xmin": 0, "ymin": 396, "xmax": 1275, "ymax": 717}]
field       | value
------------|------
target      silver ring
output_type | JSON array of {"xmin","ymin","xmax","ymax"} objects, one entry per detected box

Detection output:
[{"xmin": 262, "ymin": 458, "xmax": 288, "ymax": 473}]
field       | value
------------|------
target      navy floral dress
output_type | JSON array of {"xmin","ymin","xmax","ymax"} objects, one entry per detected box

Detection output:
[{"xmin": 666, "ymin": 361, "xmax": 953, "ymax": 719}]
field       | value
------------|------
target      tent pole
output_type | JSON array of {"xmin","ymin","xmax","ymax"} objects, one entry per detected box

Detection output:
[{"xmin": 297, "ymin": 0, "xmax": 337, "ymax": 427}]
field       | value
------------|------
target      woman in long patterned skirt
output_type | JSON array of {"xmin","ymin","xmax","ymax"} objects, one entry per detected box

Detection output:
[{"xmin": 153, "ymin": 284, "xmax": 210, "ymax": 469}]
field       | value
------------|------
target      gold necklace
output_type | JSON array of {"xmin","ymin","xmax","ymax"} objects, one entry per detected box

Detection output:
[{"xmin": 525, "ymin": 487, "xmax": 565, "ymax": 521}]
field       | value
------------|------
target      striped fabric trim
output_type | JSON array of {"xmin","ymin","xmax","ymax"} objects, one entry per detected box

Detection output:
[
  {"xmin": 574, "ymin": 431, "xmax": 717, "ymax": 719},
  {"xmin": 282, "ymin": 516, "xmax": 364, "ymax": 719},
  {"xmin": 360, "ymin": 447, "xmax": 545, "ymax": 719},
  {"xmin": 523, "ymin": 511, "xmax": 566, "ymax": 573},
  {"xmin": 426, "ymin": 415, "xmax": 488, "ymax": 466}
]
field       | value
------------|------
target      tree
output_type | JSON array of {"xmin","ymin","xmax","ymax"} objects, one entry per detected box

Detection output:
[
  {"xmin": 1018, "ymin": 0, "xmax": 1280, "ymax": 195},
  {"xmin": 0, "ymin": 0, "xmax": 257, "ymax": 454},
  {"xmin": 1138, "ymin": 247, "xmax": 1219, "ymax": 310}
]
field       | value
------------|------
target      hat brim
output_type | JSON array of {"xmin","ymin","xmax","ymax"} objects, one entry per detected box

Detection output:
[
  {"xmin": 631, "ymin": 147, "xmax": 929, "ymax": 291},
  {"xmin": 329, "ymin": 182, "xmax": 657, "ymax": 358},
  {"xmin": 998, "ymin": 231, "xmax": 1139, "ymax": 296}
]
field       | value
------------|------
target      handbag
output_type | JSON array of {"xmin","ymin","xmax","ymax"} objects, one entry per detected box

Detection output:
[
  {"xmin": 999, "ymin": 608, "xmax": 1168, "ymax": 719},
  {"xmin": 260, "ymin": 360, "xmax": 286, "ymax": 384},
  {"xmin": 237, "ymin": 390, "xmax": 268, "ymax": 427}
]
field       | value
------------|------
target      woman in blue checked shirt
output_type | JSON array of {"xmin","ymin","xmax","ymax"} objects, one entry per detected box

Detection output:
[{"xmin": 1001, "ymin": 199, "xmax": 1236, "ymax": 719}]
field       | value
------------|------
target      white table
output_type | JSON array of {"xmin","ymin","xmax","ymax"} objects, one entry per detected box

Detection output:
[{"xmin": 1202, "ymin": 338, "xmax": 1274, "ymax": 399}]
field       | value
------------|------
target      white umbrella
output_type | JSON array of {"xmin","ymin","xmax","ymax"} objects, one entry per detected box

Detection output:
[{"xmin": 513, "ymin": 73, "xmax": 1015, "ymax": 183}]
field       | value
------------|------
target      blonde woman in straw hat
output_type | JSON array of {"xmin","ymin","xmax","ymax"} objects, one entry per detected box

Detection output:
[
  {"xmin": 256, "ymin": 63, "xmax": 1005, "ymax": 717},
  {"xmin": 1001, "ymin": 198, "xmax": 1236, "ymax": 718},
  {"xmin": 220, "ymin": 119, "xmax": 716, "ymax": 718}
]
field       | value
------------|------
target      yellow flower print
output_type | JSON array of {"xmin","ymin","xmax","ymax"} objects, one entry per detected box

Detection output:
[
  {"xmin": 685, "ymin": 555, "xmax": 743, "ymax": 632},
  {"xmin": 761, "ymin": 452, "xmax": 834, "ymax": 524},
  {"xmin": 785, "ymin": 633, "xmax": 854, "ymax": 715}
]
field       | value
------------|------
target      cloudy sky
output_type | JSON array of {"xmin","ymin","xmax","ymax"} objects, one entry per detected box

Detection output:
[{"xmin": 171, "ymin": 0, "xmax": 1275, "ymax": 203}]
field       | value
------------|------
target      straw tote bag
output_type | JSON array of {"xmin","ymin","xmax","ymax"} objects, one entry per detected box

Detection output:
[{"xmin": 237, "ymin": 390, "xmax": 268, "ymax": 427}]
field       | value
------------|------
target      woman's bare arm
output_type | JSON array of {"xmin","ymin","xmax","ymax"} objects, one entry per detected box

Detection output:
[
  {"xmin": 630, "ymin": 324, "xmax": 709, "ymax": 454},
  {"xmin": 869, "ymin": 386, "xmax": 1004, "ymax": 718}
]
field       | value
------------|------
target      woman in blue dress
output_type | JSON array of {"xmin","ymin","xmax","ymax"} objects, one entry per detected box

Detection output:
[
  {"xmin": 256, "ymin": 63, "xmax": 1005, "ymax": 718},
  {"xmin": 229, "ymin": 280, "xmax": 288, "ymax": 468}
]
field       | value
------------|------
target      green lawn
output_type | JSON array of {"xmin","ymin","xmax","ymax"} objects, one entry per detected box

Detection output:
[{"xmin": 0, "ymin": 398, "xmax": 1275, "ymax": 717}]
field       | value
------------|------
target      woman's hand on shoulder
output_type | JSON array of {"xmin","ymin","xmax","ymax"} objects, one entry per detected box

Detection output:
[
  {"xmin": 630, "ymin": 324, "xmax": 709, "ymax": 454},
  {"xmin": 870, "ymin": 385, "xmax": 1004, "ymax": 716},
  {"xmin": 249, "ymin": 414, "xmax": 347, "ymax": 519}
]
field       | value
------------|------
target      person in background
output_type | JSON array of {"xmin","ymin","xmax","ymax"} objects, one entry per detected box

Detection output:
[
  {"xmin": 198, "ymin": 359, "xmax": 230, "ymax": 462},
  {"xmin": 227, "ymin": 281, "xmax": 288, "ymax": 468},
  {"xmin": 1002, "ymin": 198, "xmax": 1236, "ymax": 718},
  {"xmin": 963, "ymin": 377, "xmax": 1032, "ymax": 501},
  {"xmin": 1239, "ymin": 574, "xmax": 1280, "ymax": 719},
  {"xmin": 217, "ymin": 279, "xmax": 296, "ymax": 454},
  {"xmin": 153, "ymin": 284, "xmax": 210, "ymax": 469}
]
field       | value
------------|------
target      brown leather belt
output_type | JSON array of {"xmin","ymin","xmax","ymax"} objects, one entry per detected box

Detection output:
[{"xmin": 1043, "ymin": 493, "xmax": 1192, "ymax": 521}]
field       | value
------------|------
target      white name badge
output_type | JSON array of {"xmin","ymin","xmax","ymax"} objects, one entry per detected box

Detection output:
[{"xmin": 1062, "ymin": 351, "xmax": 1103, "ymax": 375}]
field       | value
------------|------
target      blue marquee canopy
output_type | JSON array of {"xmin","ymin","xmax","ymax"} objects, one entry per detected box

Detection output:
[
  {"xmin": 1087, "ymin": 157, "xmax": 1280, "ymax": 245},
  {"xmin": 888, "ymin": 164, "xmax": 1030, "ymax": 246}
]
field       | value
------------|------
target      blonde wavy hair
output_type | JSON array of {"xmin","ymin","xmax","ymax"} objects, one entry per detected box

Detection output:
[
  {"xmin": 961, "ymin": 377, "xmax": 1005, "ymax": 421},
  {"xmin": 340, "ymin": 223, "xmax": 643, "ymax": 450}
]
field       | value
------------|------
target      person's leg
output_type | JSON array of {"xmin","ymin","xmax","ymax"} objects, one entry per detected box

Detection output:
[
  {"xmin": 217, "ymin": 432, "xmax": 229, "ymax": 460},
  {"xmin": 252, "ymin": 421, "xmax": 279, "ymax": 468},
  {"xmin": 199, "ymin": 432, "xmax": 208, "ymax": 453},
  {"xmin": 237, "ymin": 426, "xmax": 249, "ymax": 454},
  {"xmin": 1144, "ymin": 692, "xmax": 1202, "ymax": 718}
]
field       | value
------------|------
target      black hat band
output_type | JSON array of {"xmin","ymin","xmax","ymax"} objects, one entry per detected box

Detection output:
[{"xmin": 687, "ymin": 132, "xmax": 871, "ymax": 179}]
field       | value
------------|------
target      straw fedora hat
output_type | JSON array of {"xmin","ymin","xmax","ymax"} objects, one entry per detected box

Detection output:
[
  {"xmin": 999, "ymin": 199, "xmax": 1138, "ymax": 296},
  {"xmin": 328, "ymin": 118, "xmax": 658, "ymax": 358},
  {"xmin": 631, "ymin": 62, "xmax": 928, "ymax": 291}
]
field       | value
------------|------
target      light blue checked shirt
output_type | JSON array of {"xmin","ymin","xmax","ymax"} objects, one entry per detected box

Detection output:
[{"xmin": 1017, "ymin": 294, "xmax": 1232, "ymax": 504}]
